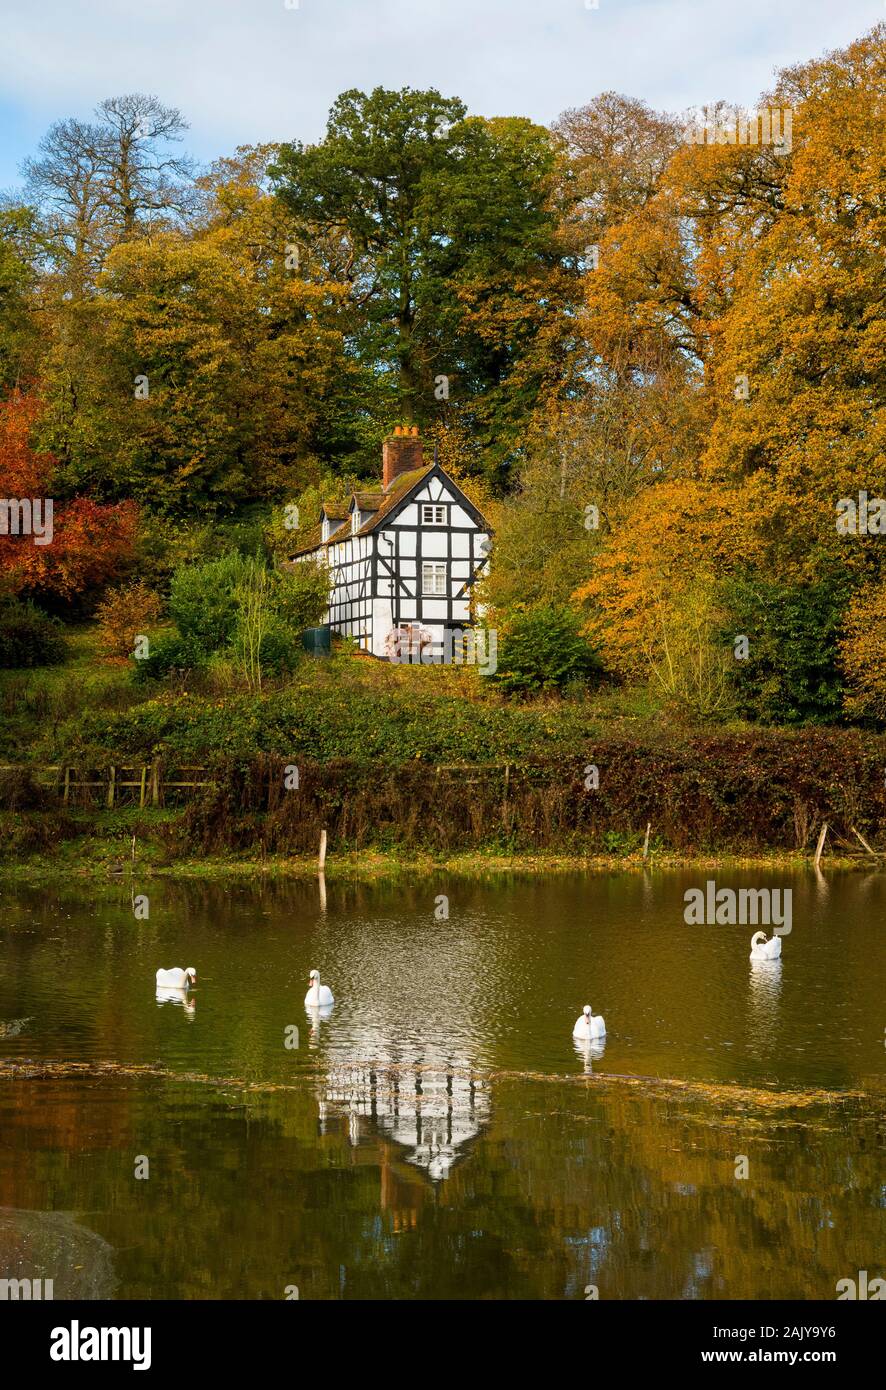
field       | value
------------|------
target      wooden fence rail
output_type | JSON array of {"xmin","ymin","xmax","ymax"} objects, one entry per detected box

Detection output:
[
  {"xmin": 0, "ymin": 761, "xmax": 526, "ymax": 810},
  {"xmin": 0, "ymin": 764, "xmax": 217, "ymax": 807}
]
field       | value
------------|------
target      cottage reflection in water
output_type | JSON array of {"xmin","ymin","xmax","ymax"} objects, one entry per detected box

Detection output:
[{"xmin": 322, "ymin": 1055, "xmax": 491, "ymax": 1183}]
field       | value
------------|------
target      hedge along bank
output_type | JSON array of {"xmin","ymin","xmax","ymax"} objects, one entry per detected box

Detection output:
[{"xmin": 6, "ymin": 726, "xmax": 886, "ymax": 857}]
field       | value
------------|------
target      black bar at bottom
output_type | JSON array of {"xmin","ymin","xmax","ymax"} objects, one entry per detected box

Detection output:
[{"xmin": 4, "ymin": 1298, "xmax": 881, "ymax": 1376}]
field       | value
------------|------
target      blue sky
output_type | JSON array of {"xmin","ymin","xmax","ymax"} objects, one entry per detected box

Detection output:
[{"xmin": 0, "ymin": 0, "xmax": 878, "ymax": 192}]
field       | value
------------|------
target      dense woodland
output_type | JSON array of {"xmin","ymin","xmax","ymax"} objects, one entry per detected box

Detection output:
[{"xmin": 0, "ymin": 24, "xmax": 884, "ymax": 750}]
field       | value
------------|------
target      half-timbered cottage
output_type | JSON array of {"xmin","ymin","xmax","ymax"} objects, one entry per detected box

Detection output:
[{"xmin": 289, "ymin": 427, "xmax": 491, "ymax": 660}]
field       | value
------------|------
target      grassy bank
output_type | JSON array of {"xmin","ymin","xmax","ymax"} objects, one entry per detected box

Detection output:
[
  {"xmin": 3, "ymin": 630, "xmax": 886, "ymax": 873},
  {"xmin": 0, "ymin": 628, "xmax": 657, "ymax": 766},
  {"xmin": 0, "ymin": 806, "xmax": 866, "ymax": 886}
]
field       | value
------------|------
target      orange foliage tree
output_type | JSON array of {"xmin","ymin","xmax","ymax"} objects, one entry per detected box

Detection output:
[
  {"xmin": 566, "ymin": 25, "xmax": 885, "ymax": 719},
  {"xmin": 573, "ymin": 479, "xmax": 754, "ymax": 680},
  {"xmin": 0, "ymin": 393, "xmax": 136, "ymax": 600}
]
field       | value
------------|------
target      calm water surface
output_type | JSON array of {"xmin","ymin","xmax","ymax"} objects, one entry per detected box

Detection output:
[{"xmin": 0, "ymin": 869, "xmax": 883, "ymax": 1299}]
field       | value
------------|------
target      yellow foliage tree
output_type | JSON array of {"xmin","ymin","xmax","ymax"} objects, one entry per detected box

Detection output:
[
  {"xmin": 573, "ymin": 479, "xmax": 755, "ymax": 710},
  {"xmin": 840, "ymin": 582, "xmax": 886, "ymax": 720}
]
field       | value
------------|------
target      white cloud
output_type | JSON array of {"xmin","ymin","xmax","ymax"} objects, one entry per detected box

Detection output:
[{"xmin": 0, "ymin": 0, "xmax": 877, "ymax": 186}]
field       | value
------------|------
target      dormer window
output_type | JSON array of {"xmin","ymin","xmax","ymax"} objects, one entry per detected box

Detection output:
[
  {"xmin": 351, "ymin": 510, "xmax": 360, "ymax": 535},
  {"xmin": 422, "ymin": 504, "xmax": 446, "ymax": 525}
]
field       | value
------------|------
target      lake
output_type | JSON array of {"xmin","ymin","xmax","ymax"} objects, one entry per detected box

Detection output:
[{"xmin": 0, "ymin": 868, "xmax": 883, "ymax": 1300}]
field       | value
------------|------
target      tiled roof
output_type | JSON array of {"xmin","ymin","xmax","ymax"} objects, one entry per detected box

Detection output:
[
  {"xmin": 354, "ymin": 466, "xmax": 435, "ymax": 536},
  {"xmin": 289, "ymin": 522, "xmax": 323, "ymax": 557},
  {"xmin": 288, "ymin": 463, "xmax": 487, "ymax": 559}
]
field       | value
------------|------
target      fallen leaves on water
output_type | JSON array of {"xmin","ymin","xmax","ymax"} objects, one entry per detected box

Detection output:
[{"xmin": 0, "ymin": 1056, "xmax": 881, "ymax": 1121}]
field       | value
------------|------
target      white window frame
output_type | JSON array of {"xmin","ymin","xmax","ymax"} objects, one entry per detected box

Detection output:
[
  {"xmin": 421, "ymin": 503, "xmax": 447, "ymax": 526},
  {"xmin": 421, "ymin": 561, "xmax": 447, "ymax": 596}
]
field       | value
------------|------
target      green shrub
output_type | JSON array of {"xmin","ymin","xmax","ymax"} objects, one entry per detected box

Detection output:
[
  {"xmin": 251, "ymin": 618, "xmax": 302, "ymax": 677},
  {"xmin": 215, "ymin": 511, "xmax": 272, "ymax": 560},
  {"xmin": 168, "ymin": 552, "xmax": 248, "ymax": 655},
  {"xmin": 133, "ymin": 631, "xmax": 209, "ymax": 682},
  {"xmin": 133, "ymin": 515, "xmax": 218, "ymax": 596},
  {"xmin": 275, "ymin": 561, "xmax": 329, "ymax": 634},
  {"xmin": 493, "ymin": 603, "xmax": 601, "ymax": 696},
  {"xmin": 0, "ymin": 599, "xmax": 67, "ymax": 668},
  {"xmin": 153, "ymin": 552, "xmax": 326, "ymax": 689}
]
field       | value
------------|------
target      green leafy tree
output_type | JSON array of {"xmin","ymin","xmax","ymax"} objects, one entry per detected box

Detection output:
[
  {"xmin": 724, "ymin": 571, "xmax": 850, "ymax": 724},
  {"xmin": 0, "ymin": 206, "xmax": 42, "ymax": 391},
  {"xmin": 272, "ymin": 87, "xmax": 573, "ymax": 483}
]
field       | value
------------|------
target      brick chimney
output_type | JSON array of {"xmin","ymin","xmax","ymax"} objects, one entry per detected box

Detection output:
[{"xmin": 382, "ymin": 425, "xmax": 423, "ymax": 491}]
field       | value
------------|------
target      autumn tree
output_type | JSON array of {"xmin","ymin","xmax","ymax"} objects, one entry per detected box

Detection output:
[
  {"xmin": 36, "ymin": 150, "xmax": 358, "ymax": 511},
  {"xmin": 553, "ymin": 92, "xmax": 681, "ymax": 253},
  {"xmin": 557, "ymin": 25, "xmax": 886, "ymax": 722},
  {"xmin": 840, "ymin": 581, "xmax": 886, "ymax": 722},
  {"xmin": 702, "ymin": 26, "xmax": 886, "ymax": 567},
  {"xmin": 0, "ymin": 393, "xmax": 136, "ymax": 602},
  {"xmin": 22, "ymin": 117, "xmax": 109, "ymax": 291},
  {"xmin": 573, "ymin": 478, "xmax": 752, "ymax": 675}
]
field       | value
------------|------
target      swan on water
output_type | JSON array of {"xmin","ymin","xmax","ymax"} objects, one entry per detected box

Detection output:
[
  {"xmin": 305, "ymin": 969, "xmax": 334, "ymax": 1008},
  {"xmin": 749, "ymin": 932, "xmax": 782, "ymax": 961},
  {"xmin": 573, "ymin": 1004, "xmax": 606, "ymax": 1040},
  {"xmin": 155, "ymin": 967, "xmax": 197, "ymax": 989}
]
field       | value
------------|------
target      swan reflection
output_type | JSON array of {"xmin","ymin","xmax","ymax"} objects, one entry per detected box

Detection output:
[
  {"xmin": 747, "ymin": 957, "xmax": 782, "ymax": 1053},
  {"xmin": 305, "ymin": 1003, "xmax": 334, "ymax": 1046},
  {"xmin": 155, "ymin": 986, "xmax": 196, "ymax": 1018},
  {"xmin": 573, "ymin": 1037, "xmax": 606, "ymax": 1073}
]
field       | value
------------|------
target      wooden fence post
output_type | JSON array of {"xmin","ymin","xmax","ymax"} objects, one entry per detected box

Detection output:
[
  {"xmin": 107, "ymin": 766, "xmax": 116, "ymax": 809},
  {"xmin": 851, "ymin": 825, "xmax": 878, "ymax": 859},
  {"xmin": 814, "ymin": 822, "xmax": 828, "ymax": 869},
  {"xmin": 150, "ymin": 762, "xmax": 160, "ymax": 807},
  {"xmin": 318, "ymin": 828, "xmax": 328, "ymax": 872}
]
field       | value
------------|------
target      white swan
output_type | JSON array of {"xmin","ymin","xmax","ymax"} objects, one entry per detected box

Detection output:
[
  {"xmin": 749, "ymin": 932, "xmax": 781, "ymax": 961},
  {"xmin": 305, "ymin": 969, "xmax": 334, "ymax": 1008},
  {"xmin": 156, "ymin": 967, "xmax": 197, "ymax": 989},
  {"xmin": 573, "ymin": 1004, "xmax": 606, "ymax": 1040}
]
